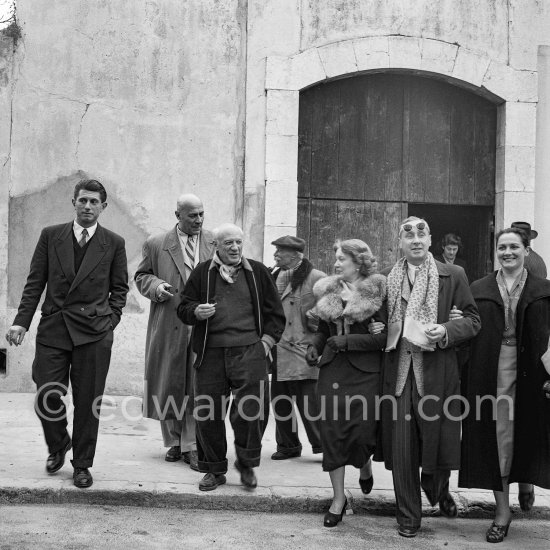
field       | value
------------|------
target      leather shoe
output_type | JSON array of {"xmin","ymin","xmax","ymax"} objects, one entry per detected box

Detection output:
[
  {"xmin": 359, "ymin": 475, "xmax": 374, "ymax": 495},
  {"xmin": 182, "ymin": 450, "xmax": 199, "ymax": 472},
  {"xmin": 165, "ymin": 446, "xmax": 182, "ymax": 462},
  {"xmin": 234, "ymin": 460, "xmax": 257, "ymax": 489},
  {"xmin": 519, "ymin": 488, "xmax": 535, "ymax": 512},
  {"xmin": 323, "ymin": 498, "xmax": 347, "ymax": 527},
  {"xmin": 73, "ymin": 467, "xmax": 93, "ymax": 488},
  {"xmin": 46, "ymin": 439, "xmax": 72, "ymax": 474},
  {"xmin": 271, "ymin": 450, "xmax": 301, "ymax": 460},
  {"xmin": 398, "ymin": 525, "xmax": 419, "ymax": 538},
  {"xmin": 439, "ymin": 492, "xmax": 458, "ymax": 518},
  {"xmin": 198, "ymin": 473, "xmax": 226, "ymax": 492}
]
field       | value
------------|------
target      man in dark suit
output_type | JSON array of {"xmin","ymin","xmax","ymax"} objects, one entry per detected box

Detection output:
[
  {"xmin": 377, "ymin": 216, "xmax": 480, "ymax": 538},
  {"xmin": 5, "ymin": 179, "xmax": 128, "ymax": 488}
]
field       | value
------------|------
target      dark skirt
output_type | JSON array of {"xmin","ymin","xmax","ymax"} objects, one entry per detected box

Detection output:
[{"xmin": 317, "ymin": 353, "xmax": 379, "ymax": 471}]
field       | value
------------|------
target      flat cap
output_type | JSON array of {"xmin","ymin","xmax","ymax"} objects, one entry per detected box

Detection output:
[{"xmin": 271, "ymin": 235, "xmax": 306, "ymax": 252}]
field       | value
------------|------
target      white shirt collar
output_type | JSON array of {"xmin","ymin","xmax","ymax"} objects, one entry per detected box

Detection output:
[
  {"xmin": 73, "ymin": 220, "xmax": 97, "ymax": 240},
  {"xmin": 406, "ymin": 261, "xmax": 421, "ymax": 284}
]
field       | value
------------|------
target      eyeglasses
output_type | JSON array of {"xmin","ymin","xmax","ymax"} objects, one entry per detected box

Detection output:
[{"xmin": 401, "ymin": 222, "xmax": 427, "ymax": 232}]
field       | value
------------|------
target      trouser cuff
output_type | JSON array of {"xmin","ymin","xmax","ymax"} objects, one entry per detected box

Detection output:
[
  {"xmin": 71, "ymin": 458, "xmax": 93, "ymax": 469},
  {"xmin": 276, "ymin": 444, "xmax": 302, "ymax": 454},
  {"xmin": 198, "ymin": 458, "xmax": 227, "ymax": 475},
  {"xmin": 235, "ymin": 444, "xmax": 262, "ymax": 468}
]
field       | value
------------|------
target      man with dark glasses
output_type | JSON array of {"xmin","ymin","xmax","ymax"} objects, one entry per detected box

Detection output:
[{"xmin": 377, "ymin": 216, "xmax": 480, "ymax": 537}]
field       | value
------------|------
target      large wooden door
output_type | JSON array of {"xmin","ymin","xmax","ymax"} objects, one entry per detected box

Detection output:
[{"xmin": 297, "ymin": 74, "xmax": 497, "ymax": 279}]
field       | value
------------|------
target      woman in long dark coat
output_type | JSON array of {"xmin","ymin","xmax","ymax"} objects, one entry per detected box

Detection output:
[
  {"xmin": 305, "ymin": 239, "xmax": 387, "ymax": 528},
  {"xmin": 460, "ymin": 227, "xmax": 550, "ymax": 543}
]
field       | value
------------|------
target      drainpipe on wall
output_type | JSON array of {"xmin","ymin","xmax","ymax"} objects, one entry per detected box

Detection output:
[{"xmin": 535, "ymin": 45, "xmax": 550, "ymax": 269}]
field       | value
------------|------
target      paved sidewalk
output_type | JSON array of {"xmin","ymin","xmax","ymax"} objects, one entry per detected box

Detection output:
[{"xmin": 1, "ymin": 393, "xmax": 549, "ymax": 518}]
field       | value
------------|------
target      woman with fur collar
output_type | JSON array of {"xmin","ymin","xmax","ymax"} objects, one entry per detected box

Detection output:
[{"xmin": 306, "ymin": 239, "xmax": 387, "ymax": 528}]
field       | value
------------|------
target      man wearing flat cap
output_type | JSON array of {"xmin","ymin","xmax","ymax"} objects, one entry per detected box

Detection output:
[
  {"xmin": 511, "ymin": 222, "xmax": 547, "ymax": 279},
  {"xmin": 269, "ymin": 235, "xmax": 326, "ymax": 460}
]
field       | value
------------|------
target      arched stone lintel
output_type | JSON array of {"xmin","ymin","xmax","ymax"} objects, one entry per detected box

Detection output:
[
  {"xmin": 262, "ymin": 36, "xmax": 538, "ymax": 264},
  {"xmin": 265, "ymin": 36, "xmax": 537, "ymax": 103}
]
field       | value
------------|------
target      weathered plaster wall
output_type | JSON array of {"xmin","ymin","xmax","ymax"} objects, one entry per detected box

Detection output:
[
  {"xmin": 0, "ymin": 30, "xmax": 15, "ymax": 383},
  {"xmin": 2, "ymin": 0, "xmax": 247, "ymax": 393}
]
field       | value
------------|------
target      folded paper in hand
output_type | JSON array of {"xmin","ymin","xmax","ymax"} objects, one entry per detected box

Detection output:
[{"xmin": 403, "ymin": 318, "xmax": 436, "ymax": 351}]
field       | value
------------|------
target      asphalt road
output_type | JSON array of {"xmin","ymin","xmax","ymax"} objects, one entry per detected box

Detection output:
[{"xmin": 1, "ymin": 504, "xmax": 549, "ymax": 549}]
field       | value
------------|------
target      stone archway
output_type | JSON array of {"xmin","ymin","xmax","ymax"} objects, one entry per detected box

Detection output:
[{"xmin": 257, "ymin": 36, "xmax": 537, "ymax": 263}]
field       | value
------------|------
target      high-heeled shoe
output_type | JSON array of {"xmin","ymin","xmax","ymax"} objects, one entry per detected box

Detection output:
[
  {"xmin": 359, "ymin": 475, "xmax": 374, "ymax": 494},
  {"xmin": 485, "ymin": 520, "xmax": 511, "ymax": 543},
  {"xmin": 519, "ymin": 488, "xmax": 535, "ymax": 511},
  {"xmin": 323, "ymin": 498, "xmax": 347, "ymax": 528}
]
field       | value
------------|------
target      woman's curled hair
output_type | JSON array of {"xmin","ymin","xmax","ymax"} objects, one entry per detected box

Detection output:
[{"xmin": 333, "ymin": 238, "xmax": 378, "ymax": 277}]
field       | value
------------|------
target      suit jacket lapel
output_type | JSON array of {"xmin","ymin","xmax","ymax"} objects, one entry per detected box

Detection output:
[
  {"xmin": 281, "ymin": 283, "xmax": 292, "ymax": 300},
  {"xmin": 69, "ymin": 224, "xmax": 108, "ymax": 293},
  {"xmin": 54, "ymin": 222, "xmax": 76, "ymax": 283},
  {"xmin": 165, "ymin": 226, "xmax": 187, "ymax": 283}
]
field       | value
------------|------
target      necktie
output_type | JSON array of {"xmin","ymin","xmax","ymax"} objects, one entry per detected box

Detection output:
[
  {"xmin": 184, "ymin": 235, "xmax": 196, "ymax": 269},
  {"xmin": 79, "ymin": 228, "xmax": 88, "ymax": 248}
]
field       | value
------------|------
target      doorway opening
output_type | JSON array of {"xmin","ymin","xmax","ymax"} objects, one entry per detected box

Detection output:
[{"xmin": 407, "ymin": 203, "xmax": 494, "ymax": 281}]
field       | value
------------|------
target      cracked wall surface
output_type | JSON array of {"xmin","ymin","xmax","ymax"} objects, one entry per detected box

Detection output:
[{"xmin": 2, "ymin": 0, "xmax": 247, "ymax": 393}]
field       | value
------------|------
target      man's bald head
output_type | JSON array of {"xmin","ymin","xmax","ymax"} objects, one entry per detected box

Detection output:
[
  {"xmin": 176, "ymin": 194, "xmax": 202, "ymax": 211},
  {"xmin": 213, "ymin": 224, "xmax": 244, "ymax": 265},
  {"xmin": 175, "ymin": 194, "xmax": 204, "ymax": 235}
]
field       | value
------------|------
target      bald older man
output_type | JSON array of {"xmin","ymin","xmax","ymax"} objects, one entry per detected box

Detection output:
[
  {"xmin": 135, "ymin": 194, "xmax": 214, "ymax": 470},
  {"xmin": 177, "ymin": 224, "xmax": 285, "ymax": 491}
]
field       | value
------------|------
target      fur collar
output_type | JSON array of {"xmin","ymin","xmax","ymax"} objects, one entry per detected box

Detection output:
[
  {"xmin": 272, "ymin": 258, "xmax": 314, "ymax": 292},
  {"xmin": 312, "ymin": 274, "xmax": 386, "ymax": 323}
]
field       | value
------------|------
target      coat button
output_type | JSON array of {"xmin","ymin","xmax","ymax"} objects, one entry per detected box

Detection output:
[
  {"xmin": 80, "ymin": 307, "xmax": 85, "ymax": 311},
  {"xmin": 520, "ymin": 346, "xmax": 525, "ymax": 353}
]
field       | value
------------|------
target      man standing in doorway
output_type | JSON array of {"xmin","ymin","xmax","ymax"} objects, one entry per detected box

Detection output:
[
  {"xmin": 5, "ymin": 179, "xmax": 128, "ymax": 488},
  {"xmin": 178, "ymin": 224, "xmax": 285, "ymax": 491},
  {"xmin": 269, "ymin": 235, "xmax": 324, "ymax": 460},
  {"xmin": 377, "ymin": 216, "xmax": 480, "ymax": 538},
  {"xmin": 511, "ymin": 221, "xmax": 547, "ymax": 279},
  {"xmin": 135, "ymin": 194, "xmax": 214, "ymax": 470}
]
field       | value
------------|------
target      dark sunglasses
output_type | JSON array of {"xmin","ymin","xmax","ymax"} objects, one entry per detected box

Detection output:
[{"xmin": 402, "ymin": 222, "xmax": 427, "ymax": 232}]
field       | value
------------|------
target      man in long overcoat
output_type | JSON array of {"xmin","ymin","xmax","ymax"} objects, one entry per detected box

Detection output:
[
  {"xmin": 135, "ymin": 194, "xmax": 214, "ymax": 469},
  {"xmin": 269, "ymin": 236, "xmax": 325, "ymax": 460},
  {"xmin": 377, "ymin": 216, "xmax": 480, "ymax": 538}
]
